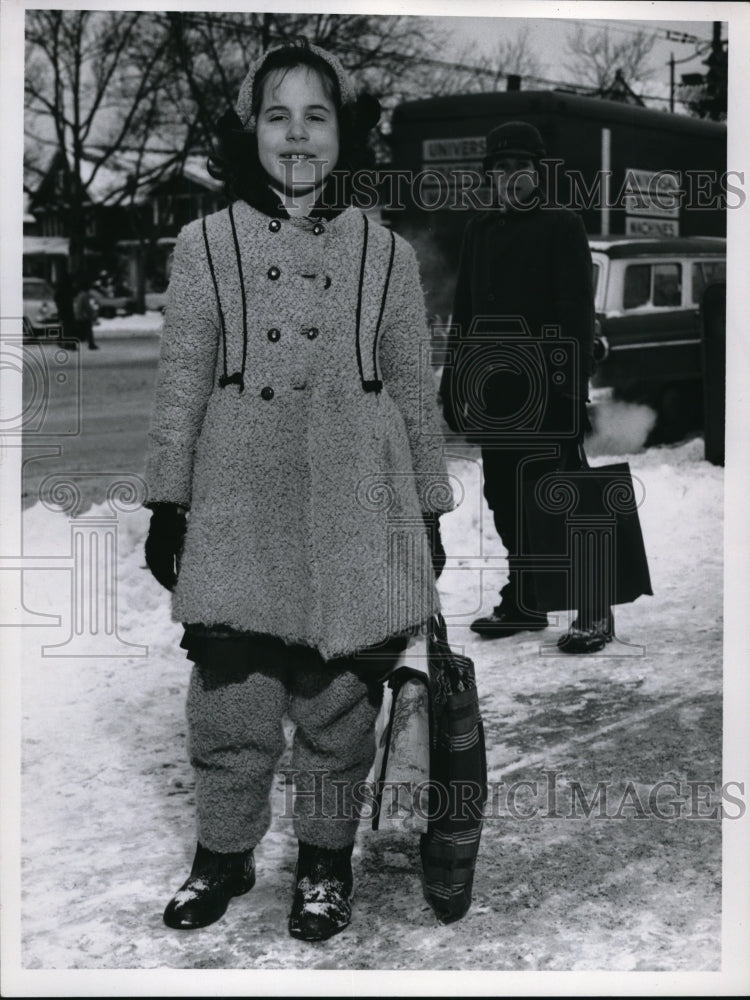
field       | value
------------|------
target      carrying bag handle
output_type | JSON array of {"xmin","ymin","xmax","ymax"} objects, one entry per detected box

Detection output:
[{"xmin": 429, "ymin": 613, "xmax": 475, "ymax": 693}]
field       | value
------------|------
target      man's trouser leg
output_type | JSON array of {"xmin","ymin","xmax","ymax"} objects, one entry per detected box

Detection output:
[{"xmin": 481, "ymin": 447, "xmax": 544, "ymax": 614}]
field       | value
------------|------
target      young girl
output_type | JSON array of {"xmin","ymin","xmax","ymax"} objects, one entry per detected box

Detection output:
[{"xmin": 144, "ymin": 39, "xmax": 453, "ymax": 942}]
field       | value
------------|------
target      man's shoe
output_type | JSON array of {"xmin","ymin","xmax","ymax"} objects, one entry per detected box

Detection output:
[
  {"xmin": 470, "ymin": 605, "xmax": 548, "ymax": 638},
  {"xmin": 557, "ymin": 611, "xmax": 614, "ymax": 654},
  {"xmin": 163, "ymin": 842, "xmax": 256, "ymax": 929},
  {"xmin": 288, "ymin": 841, "xmax": 353, "ymax": 942}
]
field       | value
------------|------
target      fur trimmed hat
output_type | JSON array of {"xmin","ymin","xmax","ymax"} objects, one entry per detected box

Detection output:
[{"xmin": 235, "ymin": 40, "xmax": 356, "ymax": 130}]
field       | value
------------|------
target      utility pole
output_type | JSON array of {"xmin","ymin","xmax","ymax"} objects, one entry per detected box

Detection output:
[{"xmin": 669, "ymin": 52, "xmax": 675, "ymax": 112}]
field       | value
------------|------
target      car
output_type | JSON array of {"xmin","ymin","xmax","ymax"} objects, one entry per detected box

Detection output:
[
  {"xmin": 22, "ymin": 277, "xmax": 60, "ymax": 334},
  {"xmin": 144, "ymin": 290, "xmax": 167, "ymax": 313},
  {"xmin": 589, "ymin": 235, "xmax": 726, "ymax": 438}
]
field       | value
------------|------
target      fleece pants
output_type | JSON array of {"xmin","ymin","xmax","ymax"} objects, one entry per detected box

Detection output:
[{"xmin": 184, "ymin": 632, "xmax": 405, "ymax": 853}]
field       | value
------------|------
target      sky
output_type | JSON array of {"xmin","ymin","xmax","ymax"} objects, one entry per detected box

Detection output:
[{"xmin": 436, "ymin": 16, "xmax": 721, "ymax": 107}]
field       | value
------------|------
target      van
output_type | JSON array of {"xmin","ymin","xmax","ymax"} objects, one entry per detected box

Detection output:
[{"xmin": 589, "ymin": 235, "xmax": 726, "ymax": 434}]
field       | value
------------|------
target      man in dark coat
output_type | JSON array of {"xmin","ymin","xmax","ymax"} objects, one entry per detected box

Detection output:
[
  {"xmin": 72, "ymin": 277, "xmax": 99, "ymax": 350},
  {"xmin": 441, "ymin": 121, "xmax": 610, "ymax": 653}
]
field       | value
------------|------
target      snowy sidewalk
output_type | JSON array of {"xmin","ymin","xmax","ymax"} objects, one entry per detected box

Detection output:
[{"xmin": 12, "ymin": 438, "xmax": 726, "ymax": 974}]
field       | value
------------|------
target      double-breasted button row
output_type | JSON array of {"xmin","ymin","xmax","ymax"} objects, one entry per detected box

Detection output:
[
  {"xmin": 266, "ymin": 327, "xmax": 320, "ymax": 342},
  {"xmin": 268, "ymin": 218, "xmax": 324, "ymax": 235}
]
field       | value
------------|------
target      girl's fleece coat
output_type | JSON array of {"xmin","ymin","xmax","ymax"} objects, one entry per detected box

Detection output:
[{"xmin": 145, "ymin": 201, "xmax": 455, "ymax": 659}]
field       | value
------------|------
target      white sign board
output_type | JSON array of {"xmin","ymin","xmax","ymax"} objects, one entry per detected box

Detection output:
[
  {"xmin": 625, "ymin": 216, "xmax": 680, "ymax": 237},
  {"xmin": 422, "ymin": 137, "xmax": 485, "ymax": 163},
  {"xmin": 623, "ymin": 167, "xmax": 681, "ymax": 219}
]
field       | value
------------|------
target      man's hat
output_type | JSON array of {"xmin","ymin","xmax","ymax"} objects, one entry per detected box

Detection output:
[{"xmin": 483, "ymin": 121, "xmax": 546, "ymax": 171}]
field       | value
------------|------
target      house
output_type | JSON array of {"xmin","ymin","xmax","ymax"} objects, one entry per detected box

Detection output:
[
  {"xmin": 23, "ymin": 196, "xmax": 70, "ymax": 283},
  {"xmin": 118, "ymin": 157, "xmax": 224, "ymax": 307},
  {"xmin": 26, "ymin": 150, "xmax": 224, "ymax": 309}
]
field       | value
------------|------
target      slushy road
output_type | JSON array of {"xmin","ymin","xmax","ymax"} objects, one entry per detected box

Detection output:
[{"xmin": 21, "ymin": 331, "xmax": 162, "ymax": 511}]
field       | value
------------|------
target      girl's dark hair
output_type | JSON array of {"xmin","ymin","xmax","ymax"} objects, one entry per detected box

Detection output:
[{"xmin": 207, "ymin": 39, "xmax": 380, "ymax": 216}]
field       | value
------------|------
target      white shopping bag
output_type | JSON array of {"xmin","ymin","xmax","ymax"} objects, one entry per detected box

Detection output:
[{"xmin": 371, "ymin": 635, "xmax": 431, "ymax": 833}]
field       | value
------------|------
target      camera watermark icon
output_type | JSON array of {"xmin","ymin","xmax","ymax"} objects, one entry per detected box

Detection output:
[
  {"xmin": 432, "ymin": 316, "xmax": 582, "ymax": 444},
  {"xmin": 1, "ymin": 332, "xmax": 81, "ymax": 437}
]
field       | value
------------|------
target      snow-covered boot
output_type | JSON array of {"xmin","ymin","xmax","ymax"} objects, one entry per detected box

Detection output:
[
  {"xmin": 163, "ymin": 841, "xmax": 255, "ymax": 930},
  {"xmin": 288, "ymin": 841, "xmax": 354, "ymax": 942}
]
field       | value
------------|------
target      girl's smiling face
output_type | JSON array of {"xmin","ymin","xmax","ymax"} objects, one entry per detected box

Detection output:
[{"xmin": 256, "ymin": 65, "xmax": 340, "ymax": 199}]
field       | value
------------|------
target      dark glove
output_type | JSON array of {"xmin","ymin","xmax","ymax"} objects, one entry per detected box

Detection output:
[
  {"xmin": 144, "ymin": 503, "xmax": 187, "ymax": 591},
  {"xmin": 422, "ymin": 512, "xmax": 446, "ymax": 580}
]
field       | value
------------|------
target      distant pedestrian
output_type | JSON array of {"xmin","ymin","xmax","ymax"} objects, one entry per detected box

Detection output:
[
  {"xmin": 72, "ymin": 278, "xmax": 99, "ymax": 350},
  {"xmin": 144, "ymin": 39, "xmax": 451, "ymax": 942}
]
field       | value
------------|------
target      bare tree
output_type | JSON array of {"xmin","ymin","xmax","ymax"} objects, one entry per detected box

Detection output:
[
  {"xmin": 24, "ymin": 7, "xmax": 466, "ymax": 270},
  {"xmin": 155, "ymin": 11, "xmax": 449, "ymax": 157},
  {"xmin": 413, "ymin": 25, "xmax": 546, "ymax": 98},
  {"xmin": 489, "ymin": 25, "xmax": 546, "ymax": 85},
  {"xmin": 564, "ymin": 23, "xmax": 658, "ymax": 93},
  {"xmin": 24, "ymin": 10, "xmax": 179, "ymax": 271},
  {"xmin": 468, "ymin": 25, "xmax": 546, "ymax": 92}
]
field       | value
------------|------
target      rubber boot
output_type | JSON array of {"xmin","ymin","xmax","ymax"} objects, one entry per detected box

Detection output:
[
  {"xmin": 288, "ymin": 841, "xmax": 354, "ymax": 942},
  {"xmin": 163, "ymin": 841, "xmax": 255, "ymax": 930}
]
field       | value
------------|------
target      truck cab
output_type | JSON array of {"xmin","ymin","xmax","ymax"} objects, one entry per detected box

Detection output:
[{"xmin": 590, "ymin": 235, "xmax": 726, "ymax": 431}]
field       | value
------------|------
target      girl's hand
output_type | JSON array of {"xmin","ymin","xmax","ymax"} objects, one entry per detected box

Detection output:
[{"xmin": 144, "ymin": 503, "xmax": 187, "ymax": 591}]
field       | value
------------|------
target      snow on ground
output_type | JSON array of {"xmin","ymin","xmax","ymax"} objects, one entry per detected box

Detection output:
[
  {"xmin": 92, "ymin": 311, "xmax": 164, "ymax": 337},
  {"xmin": 9, "ymin": 431, "xmax": 732, "ymax": 983}
]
